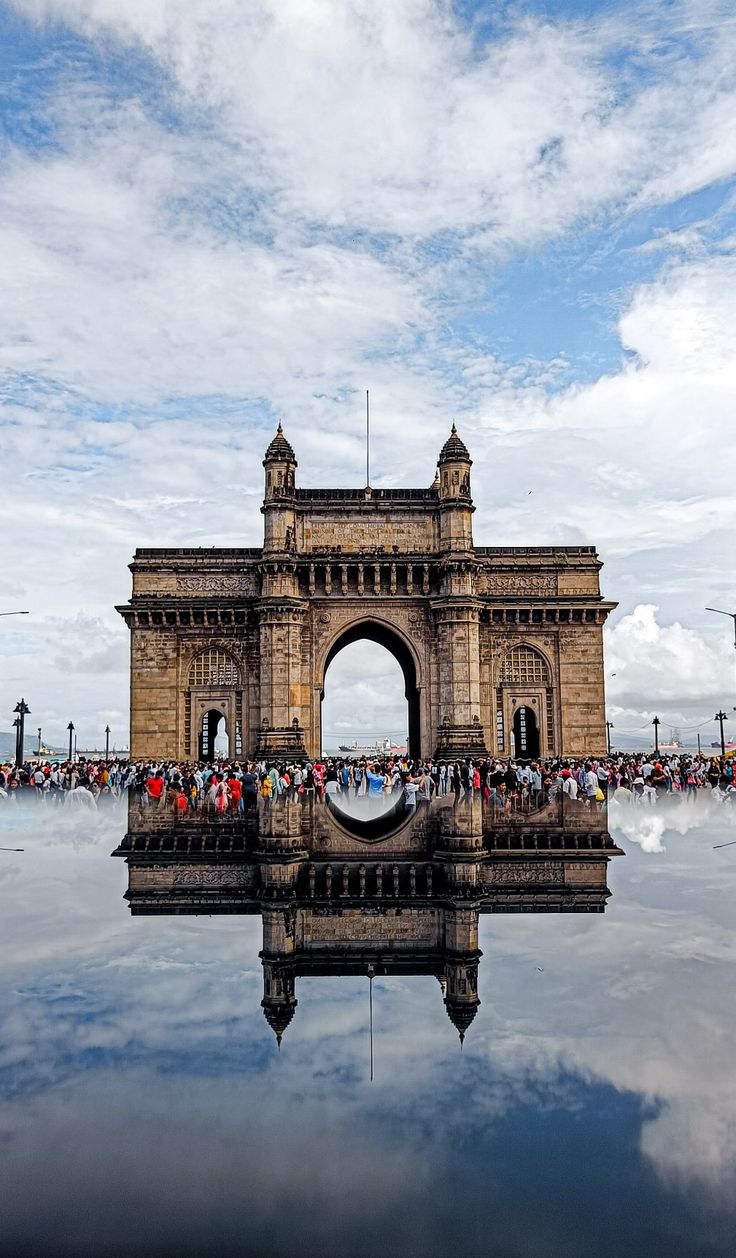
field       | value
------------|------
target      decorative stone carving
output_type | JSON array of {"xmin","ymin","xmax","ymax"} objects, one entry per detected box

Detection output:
[
  {"xmin": 177, "ymin": 574, "xmax": 257, "ymax": 595},
  {"xmin": 489, "ymin": 861, "xmax": 562, "ymax": 885},
  {"xmin": 174, "ymin": 867, "xmax": 252, "ymax": 887}
]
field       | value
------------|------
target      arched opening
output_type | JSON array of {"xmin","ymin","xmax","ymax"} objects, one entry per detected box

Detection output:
[
  {"xmin": 187, "ymin": 648, "xmax": 242, "ymax": 761},
  {"xmin": 513, "ymin": 705, "xmax": 540, "ymax": 760},
  {"xmin": 321, "ymin": 622, "xmax": 421, "ymax": 760},
  {"xmin": 498, "ymin": 645, "xmax": 554, "ymax": 758},
  {"xmin": 199, "ymin": 708, "xmax": 229, "ymax": 761}
]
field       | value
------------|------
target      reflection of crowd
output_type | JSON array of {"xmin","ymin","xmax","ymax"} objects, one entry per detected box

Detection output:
[{"xmin": 2, "ymin": 750, "xmax": 734, "ymax": 812}]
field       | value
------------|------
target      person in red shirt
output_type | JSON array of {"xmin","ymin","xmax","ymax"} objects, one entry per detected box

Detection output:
[{"xmin": 146, "ymin": 772, "xmax": 164, "ymax": 805}]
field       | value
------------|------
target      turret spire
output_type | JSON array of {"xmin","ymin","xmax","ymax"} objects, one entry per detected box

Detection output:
[
  {"xmin": 264, "ymin": 422, "xmax": 297, "ymax": 466},
  {"xmin": 438, "ymin": 423, "xmax": 471, "ymax": 466}
]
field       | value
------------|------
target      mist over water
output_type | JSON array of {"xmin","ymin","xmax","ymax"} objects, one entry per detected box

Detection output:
[{"xmin": 1, "ymin": 798, "xmax": 735, "ymax": 1256}]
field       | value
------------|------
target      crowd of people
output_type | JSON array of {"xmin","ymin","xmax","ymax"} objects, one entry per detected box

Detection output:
[{"xmin": 1, "ymin": 749, "xmax": 734, "ymax": 812}]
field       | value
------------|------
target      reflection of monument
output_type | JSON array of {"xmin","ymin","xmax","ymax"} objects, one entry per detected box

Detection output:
[{"xmin": 114, "ymin": 795, "xmax": 623, "ymax": 1044}]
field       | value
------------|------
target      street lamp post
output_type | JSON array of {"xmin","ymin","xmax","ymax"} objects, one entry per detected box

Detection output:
[
  {"xmin": 0, "ymin": 611, "xmax": 29, "ymax": 617},
  {"xmin": 652, "ymin": 715, "xmax": 660, "ymax": 755},
  {"xmin": 67, "ymin": 721, "xmax": 75, "ymax": 762},
  {"xmin": 715, "ymin": 710, "xmax": 728, "ymax": 758},
  {"xmin": 37, "ymin": 727, "xmax": 42, "ymax": 756},
  {"xmin": 13, "ymin": 699, "xmax": 30, "ymax": 766},
  {"xmin": 706, "ymin": 607, "xmax": 736, "ymax": 699},
  {"xmin": 105, "ymin": 725, "xmax": 111, "ymax": 761},
  {"xmin": 606, "ymin": 721, "xmax": 614, "ymax": 755}
]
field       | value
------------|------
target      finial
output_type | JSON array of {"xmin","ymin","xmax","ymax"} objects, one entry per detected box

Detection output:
[
  {"xmin": 451, "ymin": 421, "xmax": 457, "ymax": 433},
  {"xmin": 459, "ymin": 1030, "xmax": 465, "ymax": 1049},
  {"xmin": 276, "ymin": 421, "xmax": 283, "ymax": 434},
  {"xmin": 277, "ymin": 1033, "xmax": 282, "ymax": 1051}
]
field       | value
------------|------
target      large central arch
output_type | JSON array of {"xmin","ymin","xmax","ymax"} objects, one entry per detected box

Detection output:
[{"xmin": 321, "ymin": 619, "xmax": 422, "ymax": 760}]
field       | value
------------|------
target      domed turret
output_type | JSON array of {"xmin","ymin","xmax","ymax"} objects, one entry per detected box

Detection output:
[
  {"xmin": 444, "ymin": 997, "xmax": 479, "ymax": 1045},
  {"xmin": 261, "ymin": 953, "xmax": 297, "ymax": 1048},
  {"xmin": 438, "ymin": 422, "xmax": 470, "ymax": 467},
  {"xmin": 262, "ymin": 997, "xmax": 297, "ymax": 1048},
  {"xmin": 264, "ymin": 422, "xmax": 296, "ymax": 467},
  {"xmin": 262, "ymin": 423, "xmax": 298, "ymax": 551},
  {"xmin": 437, "ymin": 423, "xmax": 473, "ymax": 550}
]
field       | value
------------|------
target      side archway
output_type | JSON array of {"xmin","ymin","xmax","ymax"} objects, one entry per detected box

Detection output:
[
  {"xmin": 320, "ymin": 619, "xmax": 423, "ymax": 760},
  {"xmin": 185, "ymin": 646, "xmax": 243, "ymax": 760},
  {"xmin": 496, "ymin": 643, "xmax": 555, "ymax": 759}
]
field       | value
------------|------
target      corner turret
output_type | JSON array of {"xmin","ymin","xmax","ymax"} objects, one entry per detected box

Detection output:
[
  {"xmin": 261, "ymin": 974, "xmax": 297, "ymax": 1048},
  {"xmin": 260, "ymin": 906, "xmax": 298, "ymax": 1047},
  {"xmin": 263, "ymin": 423, "xmax": 297, "ymax": 502},
  {"xmin": 262, "ymin": 423, "xmax": 298, "ymax": 553},
  {"xmin": 443, "ymin": 956, "xmax": 480, "ymax": 1045},
  {"xmin": 437, "ymin": 424, "xmax": 473, "ymax": 551},
  {"xmin": 441, "ymin": 905, "xmax": 481, "ymax": 1044}
]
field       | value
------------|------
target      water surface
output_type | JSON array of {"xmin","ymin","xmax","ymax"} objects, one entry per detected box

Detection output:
[{"xmin": 1, "ymin": 800, "xmax": 735, "ymax": 1257}]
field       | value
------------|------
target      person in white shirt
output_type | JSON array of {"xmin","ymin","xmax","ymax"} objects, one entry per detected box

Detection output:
[
  {"xmin": 584, "ymin": 766, "xmax": 598, "ymax": 804},
  {"xmin": 561, "ymin": 771, "xmax": 578, "ymax": 800},
  {"xmin": 66, "ymin": 785, "xmax": 98, "ymax": 809},
  {"xmin": 404, "ymin": 778, "xmax": 419, "ymax": 810}
]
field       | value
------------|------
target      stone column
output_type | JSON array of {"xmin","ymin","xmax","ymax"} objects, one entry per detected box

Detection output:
[
  {"xmin": 255, "ymin": 601, "xmax": 308, "ymax": 761},
  {"xmin": 433, "ymin": 601, "xmax": 488, "ymax": 759}
]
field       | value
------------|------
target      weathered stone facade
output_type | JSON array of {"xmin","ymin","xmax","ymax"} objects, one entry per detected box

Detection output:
[{"xmin": 117, "ymin": 424, "xmax": 616, "ymax": 760}]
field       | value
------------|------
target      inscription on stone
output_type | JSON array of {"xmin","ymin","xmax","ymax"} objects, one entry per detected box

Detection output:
[{"xmin": 477, "ymin": 573, "xmax": 558, "ymax": 596}]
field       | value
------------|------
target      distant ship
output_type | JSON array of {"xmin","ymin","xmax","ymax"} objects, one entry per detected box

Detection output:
[{"xmin": 337, "ymin": 737, "xmax": 408, "ymax": 758}]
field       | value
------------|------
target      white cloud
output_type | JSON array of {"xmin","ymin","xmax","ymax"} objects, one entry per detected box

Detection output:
[
  {"xmin": 0, "ymin": 2, "xmax": 736, "ymax": 739},
  {"xmin": 606, "ymin": 604, "xmax": 734, "ymax": 717}
]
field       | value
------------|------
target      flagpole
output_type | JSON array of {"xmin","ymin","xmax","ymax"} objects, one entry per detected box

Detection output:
[{"xmin": 366, "ymin": 389, "xmax": 370, "ymax": 487}]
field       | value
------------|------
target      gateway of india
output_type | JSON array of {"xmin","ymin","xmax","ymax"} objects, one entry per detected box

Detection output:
[{"xmin": 118, "ymin": 424, "xmax": 615, "ymax": 763}]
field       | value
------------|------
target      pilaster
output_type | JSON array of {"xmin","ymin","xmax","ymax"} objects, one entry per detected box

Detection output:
[
  {"xmin": 255, "ymin": 599, "xmax": 308, "ymax": 761},
  {"xmin": 432, "ymin": 599, "xmax": 488, "ymax": 758}
]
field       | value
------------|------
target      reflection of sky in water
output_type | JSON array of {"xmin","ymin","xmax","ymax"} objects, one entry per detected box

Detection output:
[{"xmin": 1, "ymin": 803, "xmax": 736, "ymax": 1256}]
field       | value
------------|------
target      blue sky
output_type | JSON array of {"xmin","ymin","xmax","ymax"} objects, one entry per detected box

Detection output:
[{"xmin": 0, "ymin": 0, "xmax": 735, "ymax": 745}]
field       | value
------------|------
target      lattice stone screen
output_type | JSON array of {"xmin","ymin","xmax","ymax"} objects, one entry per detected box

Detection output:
[
  {"xmin": 499, "ymin": 646, "xmax": 549, "ymax": 685},
  {"xmin": 188, "ymin": 650, "xmax": 240, "ymax": 687}
]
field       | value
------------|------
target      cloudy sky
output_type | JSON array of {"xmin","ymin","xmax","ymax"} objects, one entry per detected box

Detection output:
[{"xmin": 0, "ymin": 0, "xmax": 735, "ymax": 751}]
